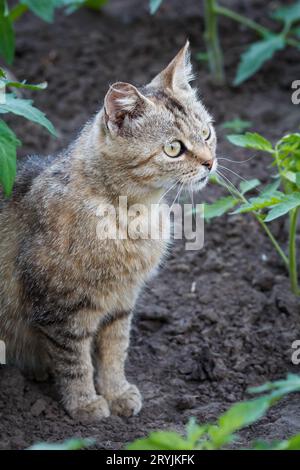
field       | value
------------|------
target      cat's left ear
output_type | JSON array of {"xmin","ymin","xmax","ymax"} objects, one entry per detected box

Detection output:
[
  {"xmin": 149, "ymin": 41, "xmax": 194, "ymax": 92},
  {"xmin": 104, "ymin": 82, "xmax": 153, "ymax": 135}
]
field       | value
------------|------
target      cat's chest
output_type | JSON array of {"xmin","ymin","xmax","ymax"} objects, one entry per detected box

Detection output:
[{"xmin": 85, "ymin": 198, "xmax": 169, "ymax": 277}]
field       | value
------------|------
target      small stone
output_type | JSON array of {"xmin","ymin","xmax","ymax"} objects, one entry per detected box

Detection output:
[
  {"xmin": 31, "ymin": 398, "xmax": 47, "ymax": 417},
  {"xmin": 252, "ymin": 270, "xmax": 274, "ymax": 291},
  {"xmin": 175, "ymin": 395, "xmax": 196, "ymax": 411}
]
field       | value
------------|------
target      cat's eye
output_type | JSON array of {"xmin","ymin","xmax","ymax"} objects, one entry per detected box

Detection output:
[
  {"xmin": 201, "ymin": 124, "xmax": 211, "ymax": 141},
  {"xmin": 164, "ymin": 140, "xmax": 185, "ymax": 158}
]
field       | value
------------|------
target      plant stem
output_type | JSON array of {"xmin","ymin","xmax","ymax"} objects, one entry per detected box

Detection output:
[
  {"xmin": 289, "ymin": 208, "xmax": 300, "ymax": 295},
  {"xmin": 203, "ymin": 0, "xmax": 225, "ymax": 85},
  {"xmin": 287, "ymin": 37, "xmax": 300, "ymax": 48},
  {"xmin": 256, "ymin": 216, "xmax": 289, "ymax": 268},
  {"xmin": 216, "ymin": 175, "xmax": 289, "ymax": 268},
  {"xmin": 215, "ymin": 4, "xmax": 300, "ymax": 48},
  {"xmin": 214, "ymin": 5, "xmax": 270, "ymax": 37},
  {"xmin": 9, "ymin": 4, "xmax": 28, "ymax": 22}
]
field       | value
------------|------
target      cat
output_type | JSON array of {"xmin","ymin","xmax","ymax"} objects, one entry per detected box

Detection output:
[{"xmin": 0, "ymin": 42, "xmax": 217, "ymax": 421}]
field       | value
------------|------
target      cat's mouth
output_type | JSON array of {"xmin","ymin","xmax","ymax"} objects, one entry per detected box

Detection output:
[
  {"xmin": 189, "ymin": 174, "xmax": 209, "ymax": 191},
  {"xmin": 195, "ymin": 175, "xmax": 208, "ymax": 183}
]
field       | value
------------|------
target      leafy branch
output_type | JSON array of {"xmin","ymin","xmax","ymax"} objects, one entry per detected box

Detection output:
[
  {"xmin": 205, "ymin": 131, "xmax": 300, "ymax": 295},
  {"xmin": 150, "ymin": 0, "xmax": 300, "ymax": 85},
  {"xmin": 127, "ymin": 374, "xmax": 300, "ymax": 450},
  {"xmin": 0, "ymin": 0, "xmax": 108, "ymax": 64},
  {"xmin": 0, "ymin": 69, "xmax": 56, "ymax": 196}
]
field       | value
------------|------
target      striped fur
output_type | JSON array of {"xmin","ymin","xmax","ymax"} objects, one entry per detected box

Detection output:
[{"xmin": 0, "ymin": 43, "xmax": 216, "ymax": 421}]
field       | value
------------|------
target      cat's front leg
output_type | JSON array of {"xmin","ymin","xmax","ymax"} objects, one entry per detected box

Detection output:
[
  {"xmin": 39, "ymin": 324, "xmax": 110, "ymax": 422},
  {"xmin": 96, "ymin": 312, "xmax": 142, "ymax": 417}
]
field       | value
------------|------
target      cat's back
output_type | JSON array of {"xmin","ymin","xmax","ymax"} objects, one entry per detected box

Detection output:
[{"xmin": 0, "ymin": 154, "xmax": 58, "ymax": 210}]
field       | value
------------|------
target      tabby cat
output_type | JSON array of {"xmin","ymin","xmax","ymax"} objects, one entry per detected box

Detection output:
[{"xmin": 0, "ymin": 43, "xmax": 217, "ymax": 421}]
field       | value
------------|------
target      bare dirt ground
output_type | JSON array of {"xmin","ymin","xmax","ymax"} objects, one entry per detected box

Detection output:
[{"xmin": 0, "ymin": 0, "xmax": 300, "ymax": 450}]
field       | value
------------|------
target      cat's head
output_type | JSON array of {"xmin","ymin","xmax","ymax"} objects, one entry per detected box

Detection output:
[{"xmin": 98, "ymin": 42, "xmax": 217, "ymax": 197}]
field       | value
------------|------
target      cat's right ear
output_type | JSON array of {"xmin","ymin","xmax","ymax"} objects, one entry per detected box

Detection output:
[{"xmin": 104, "ymin": 82, "xmax": 153, "ymax": 136}]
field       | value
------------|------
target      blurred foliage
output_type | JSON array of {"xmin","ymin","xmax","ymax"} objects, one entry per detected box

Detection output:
[
  {"xmin": 0, "ymin": 0, "xmax": 108, "ymax": 195},
  {"xmin": 28, "ymin": 438, "xmax": 94, "ymax": 450},
  {"xmin": 150, "ymin": 0, "xmax": 300, "ymax": 85},
  {"xmin": 127, "ymin": 374, "xmax": 300, "ymax": 450},
  {"xmin": 0, "ymin": 69, "xmax": 56, "ymax": 195},
  {"xmin": 222, "ymin": 119, "xmax": 252, "ymax": 134},
  {"xmin": 206, "ymin": 131, "xmax": 300, "ymax": 295}
]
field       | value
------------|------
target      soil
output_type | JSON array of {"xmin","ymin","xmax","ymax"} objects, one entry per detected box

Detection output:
[{"xmin": 0, "ymin": 0, "xmax": 300, "ymax": 450}]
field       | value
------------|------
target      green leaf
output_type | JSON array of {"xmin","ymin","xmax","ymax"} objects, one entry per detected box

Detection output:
[
  {"xmin": 21, "ymin": 0, "xmax": 56, "ymax": 22},
  {"xmin": 0, "ymin": 78, "xmax": 47, "ymax": 91},
  {"xmin": 283, "ymin": 434, "xmax": 300, "ymax": 450},
  {"xmin": 195, "ymin": 52, "xmax": 209, "ymax": 62},
  {"xmin": 186, "ymin": 418, "xmax": 207, "ymax": 446},
  {"xmin": 84, "ymin": 0, "xmax": 108, "ymax": 10},
  {"xmin": 292, "ymin": 26, "xmax": 300, "ymax": 38},
  {"xmin": 249, "ymin": 373, "xmax": 300, "ymax": 396},
  {"xmin": 232, "ymin": 193, "xmax": 284, "ymax": 214},
  {"xmin": 222, "ymin": 118, "xmax": 252, "ymax": 134},
  {"xmin": 127, "ymin": 431, "xmax": 192, "ymax": 451},
  {"xmin": 28, "ymin": 438, "xmax": 94, "ymax": 450},
  {"xmin": 0, "ymin": 119, "xmax": 21, "ymax": 196},
  {"xmin": 0, "ymin": 93, "xmax": 56, "ymax": 136},
  {"xmin": 239, "ymin": 178, "xmax": 261, "ymax": 195},
  {"xmin": 227, "ymin": 132, "xmax": 273, "ymax": 152},
  {"xmin": 251, "ymin": 439, "xmax": 287, "ymax": 450},
  {"xmin": 0, "ymin": 1, "xmax": 15, "ymax": 64},
  {"xmin": 209, "ymin": 396, "xmax": 272, "ymax": 448},
  {"xmin": 204, "ymin": 196, "xmax": 238, "ymax": 220},
  {"xmin": 234, "ymin": 35, "xmax": 286, "ymax": 85},
  {"xmin": 260, "ymin": 178, "xmax": 281, "ymax": 196},
  {"xmin": 150, "ymin": 0, "xmax": 163, "ymax": 15},
  {"xmin": 265, "ymin": 192, "xmax": 300, "ymax": 222},
  {"xmin": 272, "ymin": 1, "xmax": 300, "ymax": 26},
  {"xmin": 296, "ymin": 173, "xmax": 300, "ymax": 188},
  {"xmin": 284, "ymin": 171, "xmax": 298, "ymax": 184}
]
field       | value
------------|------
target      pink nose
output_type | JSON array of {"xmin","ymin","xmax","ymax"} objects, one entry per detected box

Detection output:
[{"xmin": 202, "ymin": 159, "xmax": 213, "ymax": 171}]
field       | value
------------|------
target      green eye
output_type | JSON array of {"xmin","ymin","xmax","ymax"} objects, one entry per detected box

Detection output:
[
  {"xmin": 164, "ymin": 140, "xmax": 184, "ymax": 158},
  {"xmin": 201, "ymin": 124, "xmax": 211, "ymax": 141}
]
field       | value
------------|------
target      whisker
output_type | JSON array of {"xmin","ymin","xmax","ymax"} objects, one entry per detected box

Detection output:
[
  {"xmin": 158, "ymin": 180, "xmax": 178, "ymax": 204},
  {"xmin": 218, "ymin": 165, "xmax": 261, "ymax": 195},
  {"xmin": 190, "ymin": 182, "xmax": 195, "ymax": 212},
  {"xmin": 216, "ymin": 170, "xmax": 241, "ymax": 198},
  {"xmin": 217, "ymin": 155, "xmax": 257, "ymax": 165},
  {"xmin": 171, "ymin": 183, "xmax": 184, "ymax": 208},
  {"xmin": 218, "ymin": 165, "xmax": 248, "ymax": 183}
]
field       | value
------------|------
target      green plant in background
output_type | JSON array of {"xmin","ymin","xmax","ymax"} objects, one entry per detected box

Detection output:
[
  {"xmin": 0, "ymin": 0, "xmax": 108, "ymax": 64},
  {"xmin": 127, "ymin": 374, "xmax": 300, "ymax": 450},
  {"xmin": 222, "ymin": 118, "xmax": 252, "ymax": 134},
  {"xmin": 0, "ymin": 69, "xmax": 56, "ymax": 195},
  {"xmin": 205, "ymin": 131, "xmax": 300, "ymax": 295},
  {"xmin": 28, "ymin": 438, "xmax": 94, "ymax": 450},
  {"xmin": 150, "ymin": 0, "xmax": 300, "ymax": 85},
  {"xmin": 25, "ymin": 375, "xmax": 300, "ymax": 451},
  {"xmin": 0, "ymin": 0, "xmax": 108, "ymax": 195}
]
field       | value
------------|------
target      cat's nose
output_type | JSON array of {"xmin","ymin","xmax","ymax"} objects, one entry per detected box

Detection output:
[{"xmin": 202, "ymin": 159, "xmax": 213, "ymax": 171}]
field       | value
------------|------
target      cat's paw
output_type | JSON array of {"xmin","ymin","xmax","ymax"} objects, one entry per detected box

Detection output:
[
  {"xmin": 109, "ymin": 384, "xmax": 142, "ymax": 417},
  {"xmin": 69, "ymin": 395, "xmax": 110, "ymax": 422}
]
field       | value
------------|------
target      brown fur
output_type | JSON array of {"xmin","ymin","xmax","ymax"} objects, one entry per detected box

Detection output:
[{"xmin": 0, "ymin": 43, "xmax": 217, "ymax": 420}]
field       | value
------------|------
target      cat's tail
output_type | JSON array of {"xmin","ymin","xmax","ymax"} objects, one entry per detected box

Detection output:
[{"xmin": 0, "ymin": 314, "xmax": 50, "ymax": 381}]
